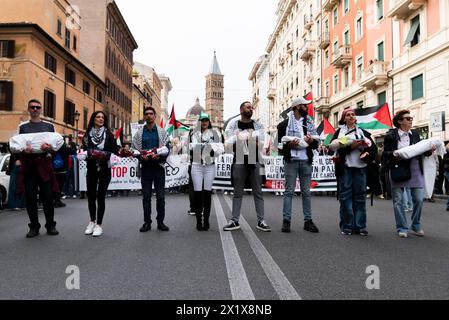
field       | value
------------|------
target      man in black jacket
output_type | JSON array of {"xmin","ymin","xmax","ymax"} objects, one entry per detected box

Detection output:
[{"xmin": 277, "ymin": 97, "xmax": 320, "ymax": 233}]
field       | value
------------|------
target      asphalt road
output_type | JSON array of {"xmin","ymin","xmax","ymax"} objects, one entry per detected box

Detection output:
[{"xmin": 0, "ymin": 193, "xmax": 448, "ymax": 300}]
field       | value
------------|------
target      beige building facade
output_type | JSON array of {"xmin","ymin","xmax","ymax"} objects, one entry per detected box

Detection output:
[{"xmin": 0, "ymin": 2, "xmax": 105, "ymax": 144}]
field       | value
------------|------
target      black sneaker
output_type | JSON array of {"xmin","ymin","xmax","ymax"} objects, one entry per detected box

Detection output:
[
  {"xmin": 26, "ymin": 228, "xmax": 40, "ymax": 238},
  {"xmin": 157, "ymin": 223, "xmax": 170, "ymax": 232},
  {"xmin": 304, "ymin": 220, "xmax": 319, "ymax": 233},
  {"xmin": 341, "ymin": 229, "xmax": 352, "ymax": 235},
  {"xmin": 139, "ymin": 223, "xmax": 151, "ymax": 232},
  {"xmin": 223, "ymin": 221, "xmax": 240, "ymax": 231},
  {"xmin": 257, "ymin": 221, "xmax": 271, "ymax": 232},
  {"xmin": 281, "ymin": 220, "xmax": 291, "ymax": 233},
  {"xmin": 46, "ymin": 227, "xmax": 59, "ymax": 236}
]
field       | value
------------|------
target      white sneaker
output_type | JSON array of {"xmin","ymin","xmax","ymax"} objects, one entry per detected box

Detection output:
[
  {"xmin": 412, "ymin": 229, "xmax": 425, "ymax": 237},
  {"xmin": 398, "ymin": 232, "xmax": 408, "ymax": 238},
  {"xmin": 84, "ymin": 222, "xmax": 96, "ymax": 235},
  {"xmin": 92, "ymin": 225, "xmax": 103, "ymax": 237}
]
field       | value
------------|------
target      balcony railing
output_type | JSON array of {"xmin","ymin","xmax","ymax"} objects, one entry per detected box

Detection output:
[
  {"xmin": 387, "ymin": 0, "xmax": 427, "ymax": 20},
  {"xmin": 359, "ymin": 61, "xmax": 389, "ymax": 90},
  {"xmin": 332, "ymin": 45, "xmax": 352, "ymax": 68},
  {"xmin": 319, "ymin": 32, "xmax": 330, "ymax": 49},
  {"xmin": 323, "ymin": 0, "xmax": 340, "ymax": 12},
  {"xmin": 315, "ymin": 96, "xmax": 331, "ymax": 114},
  {"xmin": 299, "ymin": 41, "xmax": 317, "ymax": 61}
]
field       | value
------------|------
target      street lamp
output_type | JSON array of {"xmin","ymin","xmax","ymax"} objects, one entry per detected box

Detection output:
[{"xmin": 74, "ymin": 110, "xmax": 80, "ymax": 146}]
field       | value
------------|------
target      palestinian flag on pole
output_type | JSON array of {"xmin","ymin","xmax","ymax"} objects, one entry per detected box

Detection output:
[
  {"xmin": 114, "ymin": 127, "xmax": 123, "ymax": 147},
  {"xmin": 305, "ymin": 92, "xmax": 314, "ymax": 118},
  {"xmin": 355, "ymin": 103, "xmax": 393, "ymax": 130},
  {"xmin": 165, "ymin": 105, "xmax": 189, "ymax": 136},
  {"xmin": 317, "ymin": 118, "xmax": 336, "ymax": 146}
]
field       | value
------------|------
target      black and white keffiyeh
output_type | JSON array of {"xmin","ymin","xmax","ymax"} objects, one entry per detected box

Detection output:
[{"xmin": 89, "ymin": 126, "xmax": 106, "ymax": 150}]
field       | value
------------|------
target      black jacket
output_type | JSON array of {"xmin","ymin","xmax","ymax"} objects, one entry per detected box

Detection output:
[
  {"xmin": 277, "ymin": 118, "xmax": 319, "ymax": 164},
  {"xmin": 382, "ymin": 128, "xmax": 431, "ymax": 175},
  {"xmin": 82, "ymin": 129, "xmax": 119, "ymax": 172}
]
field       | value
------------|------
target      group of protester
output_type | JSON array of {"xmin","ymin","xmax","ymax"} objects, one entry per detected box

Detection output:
[{"xmin": 5, "ymin": 97, "xmax": 449, "ymax": 239}]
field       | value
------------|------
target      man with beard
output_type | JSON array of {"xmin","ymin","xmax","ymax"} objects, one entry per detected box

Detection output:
[
  {"xmin": 277, "ymin": 98, "xmax": 320, "ymax": 233},
  {"xmin": 223, "ymin": 101, "xmax": 271, "ymax": 232}
]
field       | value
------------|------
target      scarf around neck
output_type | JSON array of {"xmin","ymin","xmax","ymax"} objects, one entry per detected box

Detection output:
[{"xmin": 89, "ymin": 126, "xmax": 106, "ymax": 150}]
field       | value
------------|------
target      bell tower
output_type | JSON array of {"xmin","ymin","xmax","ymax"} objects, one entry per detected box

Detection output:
[{"xmin": 205, "ymin": 51, "xmax": 224, "ymax": 130}]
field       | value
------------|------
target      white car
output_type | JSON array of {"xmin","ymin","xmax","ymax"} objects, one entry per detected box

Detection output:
[{"xmin": 0, "ymin": 153, "xmax": 11, "ymax": 207}]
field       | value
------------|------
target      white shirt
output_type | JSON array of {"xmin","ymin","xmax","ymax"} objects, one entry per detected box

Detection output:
[
  {"xmin": 398, "ymin": 129, "xmax": 412, "ymax": 149},
  {"xmin": 290, "ymin": 117, "xmax": 309, "ymax": 161}
]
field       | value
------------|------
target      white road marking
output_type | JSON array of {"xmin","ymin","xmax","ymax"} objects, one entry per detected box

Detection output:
[
  {"xmin": 213, "ymin": 195, "xmax": 255, "ymax": 300},
  {"xmin": 222, "ymin": 195, "xmax": 302, "ymax": 300}
]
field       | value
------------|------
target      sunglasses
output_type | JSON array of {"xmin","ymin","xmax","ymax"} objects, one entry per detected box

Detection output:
[
  {"xmin": 402, "ymin": 117, "xmax": 413, "ymax": 121},
  {"xmin": 29, "ymin": 106, "xmax": 42, "ymax": 110}
]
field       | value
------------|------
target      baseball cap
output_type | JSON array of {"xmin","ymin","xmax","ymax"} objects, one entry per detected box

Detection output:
[{"xmin": 290, "ymin": 97, "xmax": 312, "ymax": 108}]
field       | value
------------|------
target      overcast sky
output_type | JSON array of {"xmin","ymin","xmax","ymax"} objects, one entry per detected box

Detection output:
[{"xmin": 115, "ymin": 0, "xmax": 277, "ymax": 120}]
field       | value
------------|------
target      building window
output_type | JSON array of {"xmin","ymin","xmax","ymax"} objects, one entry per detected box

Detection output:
[
  {"xmin": 44, "ymin": 52, "xmax": 57, "ymax": 74},
  {"xmin": 357, "ymin": 101, "xmax": 364, "ymax": 109},
  {"xmin": 83, "ymin": 107, "xmax": 88, "ymax": 130},
  {"xmin": 0, "ymin": 81, "xmax": 13, "ymax": 111},
  {"xmin": 356, "ymin": 17, "xmax": 363, "ymax": 40},
  {"xmin": 377, "ymin": 41, "xmax": 385, "ymax": 61},
  {"xmin": 378, "ymin": 91, "xmax": 387, "ymax": 106},
  {"xmin": 65, "ymin": 28, "xmax": 71, "ymax": 49},
  {"xmin": 344, "ymin": 67, "xmax": 349, "ymax": 87},
  {"xmin": 333, "ymin": 7, "xmax": 338, "ymax": 26},
  {"xmin": 377, "ymin": 0, "xmax": 384, "ymax": 20},
  {"xmin": 344, "ymin": 0, "xmax": 349, "ymax": 14},
  {"xmin": 411, "ymin": 74, "xmax": 424, "ymax": 101},
  {"xmin": 82, "ymin": 80, "xmax": 90, "ymax": 95},
  {"xmin": 344, "ymin": 30, "xmax": 350, "ymax": 45},
  {"xmin": 325, "ymin": 81, "xmax": 330, "ymax": 96},
  {"xmin": 405, "ymin": 15, "xmax": 420, "ymax": 47},
  {"xmin": 57, "ymin": 19, "xmax": 62, "ymax": 36},
  {"xmin": 96, "ymin": 90, "xmax": 103, "ymax": 103},
  {"xmin": 357, "ymin": 56, "xmax": 363, "ymax": 80},
  {"xmin": 64, "ymin": 100, "xmax": 75, "ymax": 125},
  {"xmin": 0, "ymin": 40, "xmax": 15, "ymax": 58},
  {"xmin": 73, "ymin": 35, "xmax": 77, "ymax": 51},
  {"xmin": 65, "ymin": 67, "xmax": 76, "ymax": 86},
  {"xmin": 333, "ymin": 112, "xmax": 339, "ymax": 128},
  {"xmin": 43, "ymin": 90, "xmax": 55, "ymax": 119},
  {"xmin": 334, "ymin": 75, "xmax": 339, "ymax": 94}
]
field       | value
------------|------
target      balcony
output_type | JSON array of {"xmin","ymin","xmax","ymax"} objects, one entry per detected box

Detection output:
[
  {"xmin": 299, "ymin": 41, "xmax": 317, "ymax": 61},
  {"xmin": 315, "ymin": 97, "xmax": 331, "ymax": 114},
  {"xmin": 323, "ymin": 0, "xmax": 340, "ymax": 12},
  {"xmin": 387, "ymin": 0, "xmax": 427, "ymax": 20},
  {"xmin": 332, "ymin": 45, "xmax": 352, "ymax": 68},
  {"xmin": 304, "ymin": 14, "xmax": 313, "ymax": 30},
  {"xmin": 267, "ymin": 88, "xmax": 276, "ymax": 100},
  {"xmin": 269, "ymin": 72, "xmax": 276, "ymax": 80},
  {"xmin": 359, "ymin": 61, "xmax": 389, "ymax": 90},
  {"xmin": 319, "ymin": 32, "xmax": 330, "ymax": 49}
]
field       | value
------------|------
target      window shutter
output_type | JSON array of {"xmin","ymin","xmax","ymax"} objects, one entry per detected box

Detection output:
[
  {"xmin": 7, "ymin": 40, "xmax": 15, "ymax": 58},
  {"xmin": 6, "ymin": 82, "xmax": 13, "ymax": 111}
]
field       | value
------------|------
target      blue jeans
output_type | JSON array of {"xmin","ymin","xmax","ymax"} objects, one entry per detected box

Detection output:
[
  {"xmin": 403, "ymin": 188, "xmax": 413, "ymax": 211},
  {"xmin": 392, "ymin": 187, "xmax": 424, "ymax": 233},
  {"xmin": 282, "ymin": 160, "xmax": 313, "ymax": 222},
  {"xmin": 339, "ymin": 166, "xmax": 367, "ymax": 232},
  {"xmin": 141, "ymin": 164, "xmax": 166, "ymax": 224}
]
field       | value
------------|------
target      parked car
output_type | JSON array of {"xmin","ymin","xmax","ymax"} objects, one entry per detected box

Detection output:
[{"xmin": 0, "ymin": 153, "xmax": 11, "ymax": 207}]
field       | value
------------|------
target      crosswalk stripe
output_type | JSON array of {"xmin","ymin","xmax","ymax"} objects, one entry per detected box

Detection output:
[
  {"xmin": 212, "ymin": 195, "xmax": 255, "ymax": 300},
  {"xmin": 222, "ymin": 195, "xmax": 302, "ymax": 300}
]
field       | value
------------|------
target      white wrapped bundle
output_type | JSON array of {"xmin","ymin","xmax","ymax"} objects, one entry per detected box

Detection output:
[
  {"xmin": 281, "ymin": 135, "xmax": 320, "ymax": 149},
  {"xmin": 393, "ymin": 138, "xmax": 446, "ymax": 159},
  {"xmin": 9, "ymin": 132, "xmax": 64, "ymax": 154},
  {"xmin": 77, "ymin": 151, "xmax": 87, "ymax": 161}
]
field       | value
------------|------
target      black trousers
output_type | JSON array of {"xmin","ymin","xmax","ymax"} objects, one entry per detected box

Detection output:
[
  {"xmin": 54, "ymin": 172, "xmax": 66, "ymax": 201},
  {"xmin": 25, "ymin": 171, "xmax": 55, "ymax": 230},
  {"xmin": 141, "ymin": 164, "xmax": 165, "ymax": 224},
  {"xmin": 86, "ymin": 166, "xmax": 111, "ymax": 225}
]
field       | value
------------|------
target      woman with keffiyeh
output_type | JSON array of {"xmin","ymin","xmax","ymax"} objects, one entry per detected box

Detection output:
[
  {"xmin": 81, "ymin": 111, "xmax": 119, "ymax": 237},
  {"xmin": 329, "ymin": 109, "xmax": 377, "ymax": 236}
]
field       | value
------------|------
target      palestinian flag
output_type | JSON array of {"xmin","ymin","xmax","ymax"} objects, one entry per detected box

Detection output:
[
  {"xmin": 304, "ymin": 92, "xmax": 314, "ymax": 118},
  {"xmin": 166, "ymin": 105, "xmax": 189, "ymax": 136},
  {"xmin": 317, "ymin": 118, "xmax": 336, "ymax": 146},
  {"xmin": 355, "ymin": 103, "xmax": 393, "ymax": 130},
  {"xmin": 114, "ymin": 127, "xmax": 123, "ymax": 147}
]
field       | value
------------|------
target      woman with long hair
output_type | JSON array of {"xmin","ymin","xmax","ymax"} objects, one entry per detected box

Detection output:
[
  {"xmin": 82, "ymin": 111, "xmax": 119, "ymax": 237},
  {"xmin": 329, "ymin": 109, "xmax": 377, "ymax": 236},
  {"xmin": 189, "ymin": 113, "xmax": 224, "ymax": 231}
]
